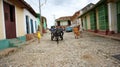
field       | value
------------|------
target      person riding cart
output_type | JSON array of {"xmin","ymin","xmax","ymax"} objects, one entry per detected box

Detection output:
[
  {"xmin": 49, "ymin": 26, "xmax": 56, "ymax": 35},
  {"xmin": 49, "ymin": 26, "xmax": 64, "ymax": 43}
]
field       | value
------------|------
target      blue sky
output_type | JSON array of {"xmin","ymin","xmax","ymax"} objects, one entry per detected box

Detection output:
[{"xmin": 25, "ymin": 0, "xmax": 100, "ymax": 28}]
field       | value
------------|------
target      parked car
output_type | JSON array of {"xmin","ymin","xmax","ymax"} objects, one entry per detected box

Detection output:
[{"xmin": 65, "ymin": 26, "xmax": 72, "ymax": 32}]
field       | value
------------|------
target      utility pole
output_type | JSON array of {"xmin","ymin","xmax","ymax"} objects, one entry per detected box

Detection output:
[
  {"xmin": 53, "ymin": 14, "xmax": 56, "ymax": 26},
  {"xmin": 39, "ymin": 0, "xmax": 43, "ymax": 35},
  {"xmin": 39, "ymin": 0, "xmax": 47, "ymax": 35}
]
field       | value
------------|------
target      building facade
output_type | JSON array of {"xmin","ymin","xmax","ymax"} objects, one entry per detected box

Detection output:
[
  {"xmin": 0, "ymin": 0, "xmax": 38, "ymax": 50},
  {"xmin": 79, "ymin": 0, "xmax": 120, "ymax": 35},
  {"xmin": 55, "ymin": 16, "xmax": 72, "ymax": 28},
  {"xmin": 71, "ymin": 11, "xmax": 80, "ymax": 27},
  {"xmin": 41, "ymin": 16, "xmax": 47, "ymax": 33},
  {"xmin": 37, "ymin": 14, "xmax": 47, "ymax": 33}
]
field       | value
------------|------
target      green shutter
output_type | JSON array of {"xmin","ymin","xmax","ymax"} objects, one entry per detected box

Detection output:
[
  {"xmin": 117, "ymin": 2, "xmax": 120, "ymax": 14},
  {"xmin": 98, "ymin": 4, "xmax": 108, "ymax": 30},
  {"xmin": 90, "ymin": 11, "xmax": 96, "ymax": 30},
  {"xmin": 117, "ymin": 2, "xmax": 120, "ymax": 32}
]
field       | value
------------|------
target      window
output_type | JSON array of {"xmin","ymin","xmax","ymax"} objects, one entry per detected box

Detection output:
[
  {"xmin": 57, "ymin": 21, "xmax": 60, "ymax": 26},
  {"xmin": 10, "ymin": 5, "xmax": 14, "ymax": 22},
  {"xmin": 30, "ymin": 19, "xmax": 34, "ymax": 33},
  {"xmin": 26, "ymin": 16, "xmax": 29, "ymax": 34},
  {"xmin": 68, "ymin": 20, "xmax": 71, "ymax": 25}
]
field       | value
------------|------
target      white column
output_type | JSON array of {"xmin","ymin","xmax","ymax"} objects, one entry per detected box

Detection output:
[
  {"xmin": 83, "ymin": 18, "xmax": 86, "ymax": 30},
  {"xmin": 108, "ymin": 2, "xmax": 117, "ymax": 33},
  {"xmin": 1, "ymin": 0, "xmax": 6, "ymax": 39}
]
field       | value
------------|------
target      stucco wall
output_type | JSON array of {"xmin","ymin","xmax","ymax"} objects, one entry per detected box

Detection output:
[
  {"xmin": 15, "ymin": 6, "xmax": 26, "ymax": 37},
  {"xmin": 86, "ymin": 14, "xmax": 91, "ymax": 30},
  {"xmin": 0, "ymin": 0, "xmax": 5, "ymax": 40},
  {"xmin": 82, "ymin": 17, "xmax": 86, "ymax": 30},
  {"xmin": 60, "ymin": 21, "xmax": 68, "ymax": 26},
  {"xmin": 24, "ymin": 9, "xmax": 37, "ymax": 34}
]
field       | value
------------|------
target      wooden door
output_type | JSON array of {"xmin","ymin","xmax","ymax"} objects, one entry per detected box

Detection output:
[
  {"xmin": 4, "ymin": 2, "xmax": 16, "ymax": 39},
  {"xmin": 117, "ymin": 2, "xmax": 120, "ymax": 33}
]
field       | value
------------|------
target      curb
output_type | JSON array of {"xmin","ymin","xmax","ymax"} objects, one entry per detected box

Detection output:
[
  {"xmin": 86, "ymin": 32, "xmax": 120, "ymax": 41},
  {"xmin": 0, "ymin": 38, "xmax": 37, "ymax": 59}
]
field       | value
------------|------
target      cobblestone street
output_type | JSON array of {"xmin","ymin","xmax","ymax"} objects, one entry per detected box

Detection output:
[{"xmin": 0, "ymin": 32, "xmax": 120, "ymax": 67}]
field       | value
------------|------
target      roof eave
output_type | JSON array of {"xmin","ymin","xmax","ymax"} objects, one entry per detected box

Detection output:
[
  {"xmin": 78, "ymin": 0, "xmax": 106, "ymax": 18},
  {"xmin": 8, "ymin": 0, "xmax": 37, "ymax": 17}
]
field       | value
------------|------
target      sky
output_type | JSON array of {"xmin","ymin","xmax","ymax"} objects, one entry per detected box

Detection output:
[{"xmin": 24, "ymin": 0, "xmax": 100, "ymax": 28}]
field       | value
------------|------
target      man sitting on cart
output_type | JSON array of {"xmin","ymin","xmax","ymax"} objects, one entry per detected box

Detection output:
[{"xmin": 49, "ymin": 26, "xmax": 56, "ymax": 35}]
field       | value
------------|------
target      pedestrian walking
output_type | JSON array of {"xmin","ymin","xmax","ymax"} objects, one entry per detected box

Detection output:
[
  {"xmin": 73, "ymin": 26, "xmax": 80, "ymax": 39},
  {"xmin": 37, "ymin": 30, "xmax": 41, "ymax": 43}
]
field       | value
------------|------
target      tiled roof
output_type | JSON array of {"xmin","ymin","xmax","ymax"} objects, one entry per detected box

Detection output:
[
  {"xmin": 55, "ymin": 16, "xmax": 72, "ymax": 21},
  {"xmin": 71, "ymin": 10, "xmax": 80, "ymax": 21}
]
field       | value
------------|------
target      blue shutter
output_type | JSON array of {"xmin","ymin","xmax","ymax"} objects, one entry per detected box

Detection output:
[{"xmin": 30, "ymin": 19, "xmax": 34, "ymax": 33}]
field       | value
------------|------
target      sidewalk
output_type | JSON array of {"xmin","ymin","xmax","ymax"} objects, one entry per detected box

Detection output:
[
  {"xmin": 87, "ymin": 32, "xmax": 120, "ymax": 41},
  {"xmin": 0, "ymin": 38, "xmax": 37, "ymax": 59}
]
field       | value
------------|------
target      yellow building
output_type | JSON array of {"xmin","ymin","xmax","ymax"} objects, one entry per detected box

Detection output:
[{"xmin": 0, "ymin": 0, "xmax": 38, "ymax": 50}]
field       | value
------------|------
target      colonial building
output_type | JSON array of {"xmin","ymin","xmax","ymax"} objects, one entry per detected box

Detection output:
[
  {"xmin": 80, "ymin": 3, "xmax": 94, "ymax": 15},
  {"xmin": 41, "ymin": 16, "xmax": 47, "ymax": 33},
  {"xmin": 71, "ymin": 10, "xmax": 80, "ymax": 27},
  {"xmin": 79, "ymin": 0, "xmax": 120, "ymax": 35},
  {"xmin": 55, "ymin": 16, "xmax": 72, "ymax": 28},
  {"xmin": 0, "ymin": 0, "xmax": 38, "ymax": 50},
  {"xmin": 37, "ymin": 14, "xmax": 47, "ymax": 33}
]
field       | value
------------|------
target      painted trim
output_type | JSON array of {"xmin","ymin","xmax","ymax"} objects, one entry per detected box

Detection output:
[
  {"xmin": 0, "ymin": 39, "xmax": 9, "ymax": 50},
  {"xmin": 24, "ymin": 15, "xmax": 27, "ymax": 34},
  {"xmin": 17, "ymin": 35, "xmax": 26, "ymax": 42},
  {"xmin": 33, "ymin": 20, "xmax": 36, "ymax": 33},
  {"xmin": 2, "ymin": 0, "xmax": 6, "ymax": 39},
  {"xmin": 97, "ymin": 30, "xmax": 109, "ymax": 35},
  {"xmin": 24, "ymin": 9, "xmax": 38, "ymax": 34},
  {"xmin": 15, "ymin": 6, "xmax": 18, "ymax": 37},
  {"xmin": 0, "ymin": 35, "xmax": 26, "ymax": 50}
]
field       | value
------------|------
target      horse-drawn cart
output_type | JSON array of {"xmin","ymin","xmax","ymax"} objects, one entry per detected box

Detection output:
[{"xmin": 50, "ymin": 27, "xmax": 64, "ymax": 44}]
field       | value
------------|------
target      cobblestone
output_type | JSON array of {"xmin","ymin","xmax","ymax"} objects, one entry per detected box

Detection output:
[{"xmin": 0, "ymin": 32, "xmax": 120, "ymax": 67}]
